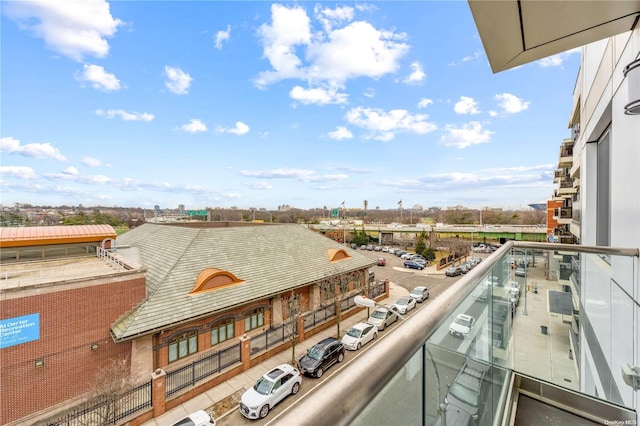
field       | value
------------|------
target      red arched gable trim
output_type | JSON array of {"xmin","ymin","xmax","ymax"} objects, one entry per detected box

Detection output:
[
  {"xmin": 327, "ymin": 248, "xmax": 351, "ymax": 262},
  {"xmin": 190, "ymin": 268, "xmax": 245, "ymax": 295}
]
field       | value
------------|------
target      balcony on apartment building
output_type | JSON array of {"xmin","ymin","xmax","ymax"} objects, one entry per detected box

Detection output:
[
  {"xmin": 557, "ymin": 178, "xmax": 577, "ymax": 196},
  {"xmin": 553, "ymin": 207, "xmax": 573, "ymax": 224},
  {"xmin": 274, "ymin": 241, "xmax": 639, "ymax": 426},
  {"xmin": 553, "ymin": 168, "xmax": 567, "ymax": 184},
  {"xmin": 558, "ymin": 140, "xmax": 574, "ymax": 169}
]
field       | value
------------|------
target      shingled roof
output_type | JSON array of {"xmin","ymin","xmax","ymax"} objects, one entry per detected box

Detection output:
[{"xmin": 111, "ymin": 223, "xmax": 375, "ymax": 341}]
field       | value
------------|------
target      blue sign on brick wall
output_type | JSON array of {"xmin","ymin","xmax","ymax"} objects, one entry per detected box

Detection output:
[{"xmin": 0, "ymin": 313, "xmax": 40, "ymax": 349}]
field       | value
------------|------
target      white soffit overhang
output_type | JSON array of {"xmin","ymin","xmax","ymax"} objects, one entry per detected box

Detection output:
[{"xmin": 468, "ymin": 0, "xmax": 640, "ymax": 73}]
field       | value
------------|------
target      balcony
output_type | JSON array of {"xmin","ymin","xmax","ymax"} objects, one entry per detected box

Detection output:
[
  {"xmin": 558, "ymin": 141, "xmax": 574, "ymax": 168},
  {"xmin": 553, "ymin": 207, "xmax": 573, "ymax": 224},
  {"xmin": 274, "ymin": 241, "xmax": 639, "ymax": 426},
  {"xmin": 557, "ymin": 178, "xmax": 577, "ymax": 196},
  {"xmin": 553, "ymin": 169, "xmax": 566, "ymax": 183}
]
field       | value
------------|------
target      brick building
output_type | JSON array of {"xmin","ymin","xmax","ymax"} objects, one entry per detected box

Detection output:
[{"xmin": 1, "ymin": 222, "xmax": 375, "ymax": 424}]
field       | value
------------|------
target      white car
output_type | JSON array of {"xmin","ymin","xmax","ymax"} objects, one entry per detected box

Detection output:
[
  {"xmin": 171, "ymin": 410, "xmax": 216, "ymax": 426},
  {"xmin": 341, "ymin": 322, "xmax": 377, "ymax": 350},
  {"xmin": 367, "ymin": 307, "xmax": 398, "ymax": 331},
  {"xmin": 449, "ymin": 314, "xmax": 476, "ymax": 338},
  {"xmin": 239, "ymin": 364, "xmax": 302, "ymax": 419},
  {"xmin": 393, "ymin": 296, "xmax": 417, "ymax": 314},
  {"xmin": 409, "ymin": 286, "xmax": 430, "ymax": 303}
]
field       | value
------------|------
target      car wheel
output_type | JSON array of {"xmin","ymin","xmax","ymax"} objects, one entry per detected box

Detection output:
[
  {"xmin": 259, "ymin": 405, "xmax": 270, "ymax": 419},
  {"xmin": 356, "ymin": 343, "xmax": 362, "ymax": 350},
  {"xmin": 291, "ymin": 382, "xmax": 300, "ymax": 395},
  {"xmin": 316, "ymin": 367, "xmax": 323, "ymax": 378},
  {"xmin": 338, "ymin": 352, "xmax": 344, "ymax": 362}
]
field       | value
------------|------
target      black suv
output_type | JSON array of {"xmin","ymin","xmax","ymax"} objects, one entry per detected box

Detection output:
[{"xmin": 297, "ymin": 337, "xmax": 345, "ymax": 378}]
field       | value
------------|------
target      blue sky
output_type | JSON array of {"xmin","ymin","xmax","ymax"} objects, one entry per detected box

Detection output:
[{"xmin": 1, "ymin": 1, "xmax": 580, "ymax": 211}]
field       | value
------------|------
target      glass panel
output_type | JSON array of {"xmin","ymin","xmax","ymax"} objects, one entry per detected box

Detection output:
[
  {"xmin": 258, "ymin": 311, "xmax": 264, "ymax": 327},
  {"xmin": 168, "ymin": 342, "xmax": 177, "ymax": 363},
  {"xmin": 350, "ymin": 349, "xmax": 423, "ymax": 426},
  {"xmin": 245, "ymin": 317, "xmax": 251, "ymax": 331},
  {"xmin": 179, "ymin": 339, "xmax": 188, "ymax": 358},
  {"xmin": 219, "ymin": 325, "xmax": 226, "ymax": 342},
  {"xmin": 211, "ymin": 328, "xmax": 219, "ymax": 345},
  {"xmin": 227, "ymin": 322, "xmax": 234, "ymax": 339},
  {"xmin": 188, "ymin": 334, "xmax": 197, "ymax": 354}
]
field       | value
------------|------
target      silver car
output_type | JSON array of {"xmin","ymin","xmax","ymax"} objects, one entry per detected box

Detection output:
[{"xmin": 367, "ymin": 307, "xmax": 398, "ymax": 331}]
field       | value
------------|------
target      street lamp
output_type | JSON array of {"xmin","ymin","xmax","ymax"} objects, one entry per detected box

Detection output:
[{"xmin": 354, "ymin": 296, "xmax": 406, "ymax": 322}]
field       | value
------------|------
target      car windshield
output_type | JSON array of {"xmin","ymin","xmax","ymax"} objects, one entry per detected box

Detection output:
[
  {"xmin": 448, "ymin": 382, "xmax": 479, "ymax": 407},
  {"xmin": 253, "ymin": 376, "xmax": 274, "ymax": 395},
  {"xmin": 396, "ymin": 298, "xmax": 409, "ymax": 306},
  {"xmin": 346, "ymin": 328, "xmax": 363, "ymax": 338},
  {"xmin": 411, "ymin": 289, "xmax": 423, "ymax": 296},
  {"xmin": 371, "ymin": 310, "xmax": 386, "ymax": 319},
  {"xmin": 455, "ymin": 317, "xmax": 471, "ymax": 327},
  {"xmin": 306, "ymin": 345, "xmax": 325, "ymax": 360}
]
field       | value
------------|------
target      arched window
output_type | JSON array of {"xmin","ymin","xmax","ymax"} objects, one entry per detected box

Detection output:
[
  {"xmin": 245, "ymin": 308, "xmax": 264, "ymax": 332},
  {"xmin": 211, "ymin": 318, "xmax": 235, "ymax": 346},
  {"xmin": 168, "ymin": 331, "xmax": 198, "ymax": 363}
]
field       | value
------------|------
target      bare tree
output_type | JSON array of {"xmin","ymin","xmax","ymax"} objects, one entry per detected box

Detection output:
[
  {"xmin": 81, "ymin": 358, "xmax": 137, "ymax": 425},
  {"xmin": 319, "ymin": 269, "xmax": 352, "ymax": 339},
  {"xmin": 283, "ymin": 291, "xmax": 302, "ymax": 365}
]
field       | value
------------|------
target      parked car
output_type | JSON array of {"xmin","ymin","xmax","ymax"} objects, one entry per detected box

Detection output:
[
  {"xmin": 444, "ymin": 358, "xmax": 490, "ymax": 422},
  {"xmin": 350, "ymin": 243, "xmax": 357, "ymax": 249},
  {"xmin": 393, "ymin": 296, "xmax": 417, "ymax": 314},
  {"xmin": 449, "ymin": 313, "xmax": 476, "ymax": 338},
  {"xmin": 471, "ymin": 285, "xmax": 490, "ymax": 302},
  {"xmin": 374, "ymin": 246, "xmax": 382, "ymax": 251},
  {"xmin": 459, "ymin": 263, "xmax": 470, "ymax": 274},
  {"xmin": 382, "ymin": 246, "xmax": 390, "ymax": 252},
  {"xmin": 388, "ymin": 248, "xmax": 397, "ymax": 254},
  {"xmin": 395, "ymin": 250, "xmax": 406, "ymax": 257},
  {"xmin": 404, "ymin": 260, "xmax": 425, "ymax": 270},
  {"xmin": 412, "ymin": 258, "xmax": 427, "ymax": 266},
  {"xmin": 410, "ymin": 254, "xmax": 426, "ymax": 262},
  {"xmin": 401, "ymin": 252, "xmax": 414, "ymax": 260},
  {"xmin": 377, "ymin": 257, "xmax": 386, "ymax": 266},
  {"xmin": 240, "ymin": 364, "xmax": 302, "ymax": 419},
  {"xmin": 409, "ymin": 285, "xmax": 430, "ymax": 303},
  {"xmin": 515, "ymin": 267, "xmax": 526, "ymax": 277},
  {"xmin": 366, "ymin": 245, "xmax": 374, "ymax": 251},
  {"xmin": 367, "ymin": 307, "xmax": 398, "ymax": 331},
  {"xmin": 172, "ymin": 410, "xmax": 216, "ymax": 426},
  {"xmin": 298, "ymin": 337, "xmax": 345, "ymax": 378},
  {"xmin": 360, "ymin": 245, "xmax": 368, "ymax": 250},
  {"xmin": 341, "ymin": 322, "xmax": 377, "ymax": 350},
  {"xmin": 445, "ymin": 266, "xmax": 462, "ymax": 277}
]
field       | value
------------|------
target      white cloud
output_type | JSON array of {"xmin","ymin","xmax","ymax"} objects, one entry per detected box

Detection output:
[
  {"xmin": 449, "ymin": 50, "xmax": 482, "ymax": 66},
  {"xmin": 345, "ymin": 107, "xmax": 437, "ymax": 141},
  {"xmin": 214, "ymin": 25, "xmax": 231, "ymax": 49},
  {"xmin": 96, "ymin": 109, "xmax": 154, "ymax": 121},
  {"xmin": 418, "ymin": 98, "xmax": 433, "ymax": 108},
  {"xmin": 402, "ymin": 61, "xmax": 426, "ymax": 84},
  {"xmin": 289, "ymin": 85, "xmax": 348, "ymax": 105},
  {"xmin": 314, "ymin": 5, "xmax": 354, "ymax": 32},
  {"xmin": 246, "ymin": 181, "xmax": 272, "ymax": 190},
  {"xmin": 240, "ymin": 168, "xmax": 316, "ymax": 179},
  {"xmin": 454, "ymin": 96, "xmax": 480, "ymax": 115},
  {"xmin": 328, "ymin": 126, "xmax": 353, "ymax": 140},
  {"xmin": 495, "ymin": 93, "xmax": 530, "ymax": 114},
  {"xmin": 0, "ymin": 166, "xmax": 37, "ymax": 179},
  {"xmin": 439, "ymin": 121, "xmax": 493, "ymax": 149},
  {"xmin": 181, "ymin": 119, "xmax": 207, "ymax": 133},
  {"xmin": 164, "ymin": 66, "xmax": 192, "ymax": 95},
  {"xmin": 537, "ymin": 47, "xmax": 580, "ymax": 67},
  {"xmin": 254, "ymin": 4, "xmax": 409, "ymax": 88},
  {"xmin": 0, "ymin": 136, "xmax": 66, "ymax": 161},
  {"xmin": 82, "ymin": 156, "xmax": 109, "ymax": 167},
  {"xmin": 76, "ymin": 64, "xmax": 121, "ymax": 92},
  {"xmin": 363, "ymin": 88, "xmax": 376, "ymax": 98},
  {"xmin": 3, "ymin": 0, "xmax": 122, "ymax": 61},
  {"xmin": 227, "ymin": 122, "xmax": 250, "ymax": 135},
  {"xmin": 62, "ymin": 166, "xmax": 79, "ymax": 176}
]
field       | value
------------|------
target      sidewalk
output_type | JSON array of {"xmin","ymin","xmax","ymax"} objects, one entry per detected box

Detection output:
[{"xmin": 142, "ymin": 281, "xmax": 410, "ymax": 426}]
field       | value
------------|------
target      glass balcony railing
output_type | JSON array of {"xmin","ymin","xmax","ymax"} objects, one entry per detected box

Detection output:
[{"xmin": 272, "ymin": 241, "xmax": 638, "ymax": 426}]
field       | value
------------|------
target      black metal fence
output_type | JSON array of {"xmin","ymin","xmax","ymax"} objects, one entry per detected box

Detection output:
[
  {"xmin": 250, "ymin": 321, "xmax": 298, "ymax": 355},
  {"xmin": 42, "ymin": 381, "xmax": 151, "ymax": 426},
  {"xmin": 166, "ymin": 343, "xmax": 241, "ymax": 397}
]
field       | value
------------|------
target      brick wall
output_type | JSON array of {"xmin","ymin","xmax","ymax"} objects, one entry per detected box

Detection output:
[{"xmin": 0, "ymin": 276, "xmax": 146, "ymax": 424}]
